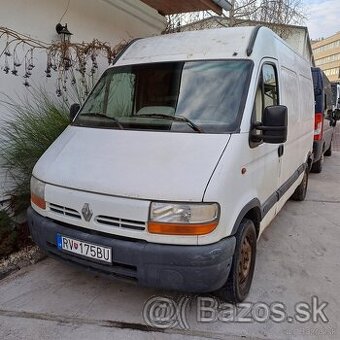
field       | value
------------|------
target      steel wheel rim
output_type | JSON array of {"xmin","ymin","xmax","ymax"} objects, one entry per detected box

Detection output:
[
  {"xmin": 238, "ymin": 235, "xmax": 252, "ymax": 285},
  {"xmin": 302, "ymin": 172, "xmax": 308, "ymax": 192}
]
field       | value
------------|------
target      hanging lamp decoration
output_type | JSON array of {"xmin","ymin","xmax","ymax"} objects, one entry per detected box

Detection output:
[
  {"xmin": 0, "ymin": 26, "xmax": 127, "ymax": 102},
  {"xmin": 54, "ymin": 23, "xmax": 73, "ymax": 97},
  {"xmin": 56, "ymin": 23, "xmax": 73, "ymax": 44}
]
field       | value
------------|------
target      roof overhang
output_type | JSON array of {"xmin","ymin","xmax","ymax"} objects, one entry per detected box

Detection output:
[{"xmin": 140, "ymin": 0, "xmax": 228, "ymax": 15}]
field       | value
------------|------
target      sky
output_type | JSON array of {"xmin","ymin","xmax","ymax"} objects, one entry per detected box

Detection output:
[{"xmin": 305, "ymin": 0, "xmax": 340, "ymax": 39}]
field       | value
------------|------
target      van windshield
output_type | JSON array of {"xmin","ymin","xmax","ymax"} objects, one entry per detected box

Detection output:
[{"xmin": 74, "ymin": 60, "xmax": 252, "ymax": 133}]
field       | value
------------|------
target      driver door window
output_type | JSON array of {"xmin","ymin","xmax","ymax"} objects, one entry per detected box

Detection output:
[{"xmin": 252, "ymin": 63, "xmax": 279, "ymax": 143}]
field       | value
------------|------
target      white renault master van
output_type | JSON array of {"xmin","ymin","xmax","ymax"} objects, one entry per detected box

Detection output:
[{"xmin": 28, "ymin": 26, "xmax": 314, "ymax": 302}]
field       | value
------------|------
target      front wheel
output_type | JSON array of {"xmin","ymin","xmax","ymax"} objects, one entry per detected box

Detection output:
[{"xmin": 216, "ymin": 218, "xmax": 257, "ymax": 303}]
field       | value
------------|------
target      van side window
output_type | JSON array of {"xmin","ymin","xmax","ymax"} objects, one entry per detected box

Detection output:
[
  {"xmin": 254, "ymin": 64, "xmax": 279, "ymax": 123},
  {"xmin": 251, "ymin": 64, "xmax": 279, "ymax": 145},
  {"xmin": 263, "ymin": 64, "xmax": 279, "ymax": 107}
]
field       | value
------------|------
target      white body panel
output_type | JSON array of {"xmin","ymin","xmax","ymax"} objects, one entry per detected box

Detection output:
[
  {"xmin": 200, "ymin": 132, "xmax": 280, "ymax": 245},
  {"xmin": 32, "ymin": 27, "xmax": 314, "ymax": 245},
  {"xmin": 34, "ymin": 126, "xmax": 230, "ymax": 201}
]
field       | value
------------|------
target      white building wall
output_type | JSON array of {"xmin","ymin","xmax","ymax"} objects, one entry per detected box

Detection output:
[{"xmin": 0, "ymin": 0, "xmax": 165, "ymax": 200}]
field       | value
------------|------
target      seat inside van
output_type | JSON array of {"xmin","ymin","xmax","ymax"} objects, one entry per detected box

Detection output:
[{"xmin": 136, "ymin": 106, "xmax": 175, "ymax": 115}]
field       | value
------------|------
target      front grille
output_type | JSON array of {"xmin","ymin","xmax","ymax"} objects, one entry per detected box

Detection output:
[
  {"xmin": 49, "ymin": 203, "xmax": 81, "ymax": 219},
  {"xmin": 95, "ymin": 215, "xmax": 146, "ymax": 231}
]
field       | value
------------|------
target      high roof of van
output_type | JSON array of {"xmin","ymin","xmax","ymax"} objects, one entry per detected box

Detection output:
[
  {"xmin": 113, "ymin": 26, "xmax": 312, "ymax": 80},
  {"xmin": 115, "ymin": 26, "xmax": 257, "ymax": 66},
  {"xmin": 113, "ymin": 26, "xmax": 310, "ymax": 67}
]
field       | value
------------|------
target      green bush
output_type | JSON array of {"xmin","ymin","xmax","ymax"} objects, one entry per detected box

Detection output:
[
  {"xmin": 0, "ymin": 210, "xmax": 17, "ymax": 257},
  {"xmin": 0, "ymin": 90, "xmax": 69, "ymax": 214}
]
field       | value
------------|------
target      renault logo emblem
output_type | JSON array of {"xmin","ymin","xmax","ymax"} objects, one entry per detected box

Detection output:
[{"xmin": 81, "ymin": 203, "xmax": 93, "ymax": 222}]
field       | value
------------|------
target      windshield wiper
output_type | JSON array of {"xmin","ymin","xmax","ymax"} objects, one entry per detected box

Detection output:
[
  {"xmin": 79, "ymin": 113, "xmax": 124, "ymax": 129},
  {"xmin": 136, "ymin": 113, "xmax": 204, "ymax": 133}
]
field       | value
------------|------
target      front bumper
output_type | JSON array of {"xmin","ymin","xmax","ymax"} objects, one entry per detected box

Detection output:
[{"xmin": 28, "ymin": 207, "xmax": 235, "ymax": 293}]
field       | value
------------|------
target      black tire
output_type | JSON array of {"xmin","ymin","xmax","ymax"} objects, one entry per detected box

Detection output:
[
  {"xmin": 324, "ymin": 142, "xmax": 332, "ymax": 157},
  {"xmin": 311, "ymin": 154, "xmax": 323, "ymax": 173},
  {"xmin": 216, "ymin": 219, "xmax": 257, "ymax": 303},
  {"xmin": 291, "ymin": 169, "xmax": 308, "ymax": 201}
]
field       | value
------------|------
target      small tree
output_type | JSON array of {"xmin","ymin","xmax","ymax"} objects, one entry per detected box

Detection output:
[
  {"xmin": 165, "ymin": 0, "xmax": 305, "ymax": 33},
  {"xmin": 247, "ymin": 0, "xmax": 305, "ymax": 25}
]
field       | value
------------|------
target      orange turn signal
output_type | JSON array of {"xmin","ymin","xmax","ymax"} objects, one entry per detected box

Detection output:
[
  {"xmin": 148, "ymin": 221, "xmax": 218, "ymax": 235},
  {"xmin": 31, "ymin": 193, "xmax": 46, "ymax": 210}
]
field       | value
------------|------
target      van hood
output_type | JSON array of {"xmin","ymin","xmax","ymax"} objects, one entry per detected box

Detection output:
[{"xmin": 33, "ymin": 127, "xmax": 230, "ymax": 201}]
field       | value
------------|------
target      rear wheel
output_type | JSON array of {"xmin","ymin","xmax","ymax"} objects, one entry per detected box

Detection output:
[
  {"xmin": 216, "ymin": 219, "xmax": 256, "ymax": 303},
  {"xmin": 291, "ymin": 168, "xmax": 308, "ymax": 201},
  {"xmin": 324, "ymin": 142, "xmax": 332, "ymax": 157}
]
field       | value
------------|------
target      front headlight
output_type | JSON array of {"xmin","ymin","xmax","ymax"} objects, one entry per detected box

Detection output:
[
  {"xmin": 30, "ymin": 176, "xmax": 46, "ymax": 209},
  {"xmin": 148, "ymin": 202, "xmax": 219, "ymax": 235}
]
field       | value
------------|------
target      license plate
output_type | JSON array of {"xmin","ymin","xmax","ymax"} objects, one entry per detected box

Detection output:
[{"xmin": 56, "ymin": 234, "xmax": 112, "ymax": 264}]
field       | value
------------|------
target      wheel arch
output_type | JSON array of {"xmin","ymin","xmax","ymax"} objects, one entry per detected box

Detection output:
[{"xmin": 230, "ymin": 198, "xmax": 262, "ymax": 238}]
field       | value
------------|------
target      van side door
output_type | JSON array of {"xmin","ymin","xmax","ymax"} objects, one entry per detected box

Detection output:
[
  {"xmin": 250, "ymin": 61, "xmax": 281, "ymax": 226},
  {"xmin": 276, "ymin": 66, "xmax": 313, "ymax": 212}
]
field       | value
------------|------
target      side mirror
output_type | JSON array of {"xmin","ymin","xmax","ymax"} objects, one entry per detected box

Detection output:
[
  {"xmin": 70, "ymin": 103, "xmax": 80, "ymax": 122},
  {"xmin": 252, "ymin": 105, "xmax": 288, "ymax": 144},
  {"xmin": 334, "ymin": 109, "xmax": 340, "ymax": 121}
]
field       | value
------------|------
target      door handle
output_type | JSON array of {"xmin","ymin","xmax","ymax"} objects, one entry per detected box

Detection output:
[{"xmin": 278, "ymin": 145, "xmax": 284, "ymax": 158}]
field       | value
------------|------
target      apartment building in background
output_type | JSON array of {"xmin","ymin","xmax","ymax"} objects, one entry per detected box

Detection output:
[{"xmin": 312, "ymin": 32, "xmax": 340, "ymax": 83}]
